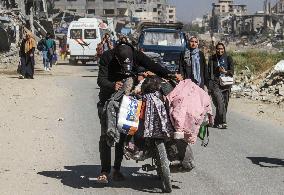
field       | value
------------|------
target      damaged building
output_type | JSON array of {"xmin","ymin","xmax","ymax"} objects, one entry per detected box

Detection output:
[
  {"xmin": 210, "ymin": 0, "xmax": 284, "ymax": 36},
  {"xmin": 0, "ymin": 0, "xmax": 54, "ymax": 51},
  {"xmin": 210, "ymin": 0, "xmax": 247, "ymax": 33},
  {"xmin": 52, "ymin": 0, "xmax": 176, "ymax": 23}
]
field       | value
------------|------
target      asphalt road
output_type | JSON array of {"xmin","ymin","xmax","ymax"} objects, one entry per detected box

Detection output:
[{"xmin": 0, "ymin": 62, "xmax": 283, "ymax": 195}]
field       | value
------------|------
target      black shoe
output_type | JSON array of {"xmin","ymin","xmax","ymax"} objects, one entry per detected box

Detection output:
[
  {"xmin": 213, "ymin": 124, "xmax": 219, "ymax": 128},
  {"xmin": 170, "ymin": 161, "xmax": 195, "ymax": 173}
]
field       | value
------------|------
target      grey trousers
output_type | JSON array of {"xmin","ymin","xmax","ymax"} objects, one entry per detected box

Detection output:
[
  {"xmin": 97, "ymin": 101, "xmax": 125, "ymax": 173},
  {"xmin": 211, "ymin": 82, "xmax": 230, "ymax": 125},
  {"xmin": 167, "ymin": 140, "xmax": 195, "ymax": 169}
]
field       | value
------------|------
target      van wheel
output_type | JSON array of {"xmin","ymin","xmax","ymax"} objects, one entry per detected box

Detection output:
[{"xmin": 81, "ymin": 60, "xmax": 87, "ymax": 65}]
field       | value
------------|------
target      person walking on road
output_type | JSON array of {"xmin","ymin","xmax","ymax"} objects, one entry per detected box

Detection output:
[
  {"xmin": 208, "ymin": 42, "xmax": 234, "ymax": 129},
  {"xmin": 179, "ymin": 36, "xmax": 209, "ymax": 90},
  {"xmin": 96, "ymin": 33, "xmax": 113, "ymax": 62},
  {"xmin": 19, "ymin": 31, "xmax": 36, "ymax": 79},
  {"xmin": 101, "ymin": 33, "xmax": 114, "ymax": 52},
  {"xmin": 59, "ymin": 35, "xmax": 67, "ymax": 60},
  {"xmin": 40, "ymin": 33, "xmax": 55, "ymax": 71},
  {"xmin": 96, "ymin": 43, "xmax": 182, "ymax": 184},
  {"xmin": 50, "ymin": 35, "xmax": 57, "ymax": 68},
  {"xmin": 176, "ymin": 36, "xmax": 209, "ymax": 171}
]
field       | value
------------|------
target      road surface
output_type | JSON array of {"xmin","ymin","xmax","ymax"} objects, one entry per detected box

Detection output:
[{"xmin": 0, "ymin": 62, "xmax": 283, "ymax": 195}]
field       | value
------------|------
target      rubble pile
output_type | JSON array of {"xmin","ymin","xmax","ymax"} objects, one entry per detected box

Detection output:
[
  {"xmin": 0, "ymin": 7, "xmax": 25, "ymax": 68},
  {"xmin": 0, "ymin": 43, "xmax": 18, "ymax": 66},
  {"xmin": 232, "ymin": 61, "xmax": 284, "ymax": 105}
]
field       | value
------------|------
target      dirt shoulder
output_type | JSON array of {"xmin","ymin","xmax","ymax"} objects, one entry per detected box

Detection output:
[
  {"xmin": 0, "ymin": 63, "xmax": 81, "ymax": 194},
  {"xmin": 229, "ymin": 97, "xmax": 284, "ymax": 127}
]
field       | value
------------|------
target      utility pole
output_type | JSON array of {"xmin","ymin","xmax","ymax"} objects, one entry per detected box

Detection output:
[
  {"xmin": 41, "ymin": 0, "xmax": 48, "ymax": 18},
  {"xmin": 30, "ymin": 6, "xmax": 34, "ymax": 34}
]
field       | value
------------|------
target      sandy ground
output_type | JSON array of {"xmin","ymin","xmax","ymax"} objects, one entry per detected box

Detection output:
[
  {"xmin": 230, "ymin": 98, "xmax": 284, "ymax": 127},
  {"xmin": 0, "ymin": 66, "xmax": 72, "ymax": 194},
  {"xmin": 0, "ymin": 60, "xmax": 100, "ymax": 194}
]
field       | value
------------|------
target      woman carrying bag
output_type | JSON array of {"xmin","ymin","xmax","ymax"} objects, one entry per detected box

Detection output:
[{"xmin": 208, "ymin": 42, "xmax": 234, "ymax": 129}]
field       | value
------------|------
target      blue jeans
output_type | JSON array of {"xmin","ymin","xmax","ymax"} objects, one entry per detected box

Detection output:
[{"xmin": 42, "ymin": 51, "xmax": 52, "ymax": 69}]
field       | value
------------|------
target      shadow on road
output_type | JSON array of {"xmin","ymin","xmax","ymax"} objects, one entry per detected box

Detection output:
[
  {"xmin": 81, "ymin": 75, "xmax": 98, "ymax": 78},
  {"xmin": 38, "ymin": 165, "xmax": 180, "ymax": 193},
  {"xmin": 247, "ymin": 157, "xmax": 284, "ymax": 168},
  {"xmin": 56, "ymin": 62, "xmax": 98, "ymax": 67}
]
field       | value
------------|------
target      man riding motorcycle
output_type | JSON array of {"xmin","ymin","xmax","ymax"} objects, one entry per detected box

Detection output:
[{"xmin": 97, "ymin": 43, "xmax": 182, "ymax": 183}]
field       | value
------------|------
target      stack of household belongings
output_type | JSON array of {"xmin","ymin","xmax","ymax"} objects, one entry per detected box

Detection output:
[
  {"xmin": 110, "ymin": 76, "xmax": 213, "ymax": 164},
  {"xmin": 164, "ymin": 79, "xmax": 213, "ymax": 171},
  {"xmin": 140, "ymin": 76, "xmax": 174, "ymax": 138},
  {"xmin": 117, "ymin": 75, "xmax": 175, "ymax": 138},
  {"xmin": 117, "ymin": 75, "xmax": 175, "ymax": 160},
  {"xmin": 166, "ymin": 79, "xmax": 213, "ymax": 145},
  {"xmin": 104, "ymin": 77, "xmax": 134, "ymax": 146}
]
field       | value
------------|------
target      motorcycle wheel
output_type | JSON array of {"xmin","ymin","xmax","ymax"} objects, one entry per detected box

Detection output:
[{"xmin": 155, "ymin": 140, "xmax": 172, "ymax": 193}]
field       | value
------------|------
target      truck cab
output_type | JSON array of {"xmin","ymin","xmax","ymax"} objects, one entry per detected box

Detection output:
[{"xmin": 137, "ymin": 22, "xmax": 187, "ymax": 72}]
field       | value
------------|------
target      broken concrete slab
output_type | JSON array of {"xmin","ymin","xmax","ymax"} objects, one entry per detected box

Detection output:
[
  {"xmin": 274, "ymin": 60, "xmax": 284, "ymax": 73},
  {"xmin": 279, "ymin": 86, "xmax": 284, "ymax": 96},
  {"xmin": 0, "ymin": 26, "xmax": 10, "ymax": 51}
]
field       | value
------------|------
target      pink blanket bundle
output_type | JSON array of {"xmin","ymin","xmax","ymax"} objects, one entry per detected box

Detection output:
[{"xmin": 166, "ymin": 79, "xmax": 213, "ymax": 144}]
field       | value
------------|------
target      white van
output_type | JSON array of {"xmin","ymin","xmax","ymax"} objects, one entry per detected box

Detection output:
[{"xmin": 67, "ymin": 18, "xmax": 102, "ymax": 64}]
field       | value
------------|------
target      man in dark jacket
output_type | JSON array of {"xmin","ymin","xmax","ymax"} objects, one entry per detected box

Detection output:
[{"xmin": 97, "ymin": 43, "xmax": 180, "ymax": 183}]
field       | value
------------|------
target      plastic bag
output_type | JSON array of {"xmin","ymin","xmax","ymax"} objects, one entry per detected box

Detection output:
[
  {"xmin": 117, "ymin": 96, "xmax": 142, "ymax": 135},
  {"xmin": 219, "ymin": 76, "xmax": 234, "ymax": 86}
]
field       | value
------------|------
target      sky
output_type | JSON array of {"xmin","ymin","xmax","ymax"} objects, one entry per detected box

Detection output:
[{"xmin": 169, "ymin": 0, "xmax": 278, "ymax": 22}]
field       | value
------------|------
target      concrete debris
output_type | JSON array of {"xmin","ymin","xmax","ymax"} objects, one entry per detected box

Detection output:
[
  {"xmin": 257, "ymin": 104, "xmax": 263, "ymax": 109},
  {"xmin": 232, "ymin": 62, "xmax": 284, "ymax": 105},
  {"xmin": 0, "ymin": 43, "xmax": 19, "ymax": 67},
  {"xmin": 279, "ymin": 86, "xmax": 284, "ymax": 96},
  {"xmin": 231, "ymin": 85, "xmax": 242, "ymax": 93},
  {"xmin": 58, "ymin": 118, "xmax": 64, "ymax": 122},
  {"xmin": 274, "ymin": 60, "xmax": 284, "ymax": 73},
  {"xmin": 0, "ymin": 4, "xmax": 43, "ymax": 68},
  {"xmin": 0, "ymin": 6, "xmax": 22, "ymax": 67}
]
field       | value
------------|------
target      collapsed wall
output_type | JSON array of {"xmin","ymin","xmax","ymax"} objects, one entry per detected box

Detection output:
[{"xmin": 232, "ymin": 61, "xmax": 284, "ymax": 105}]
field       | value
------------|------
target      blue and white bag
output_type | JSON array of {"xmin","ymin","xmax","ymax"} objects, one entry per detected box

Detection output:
[{"xmin": 117, "ymin": 95, "xmax": 142, "ymax": 135}]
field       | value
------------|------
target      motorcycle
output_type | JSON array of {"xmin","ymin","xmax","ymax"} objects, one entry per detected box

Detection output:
[
  {"xmin": 118, "ymin": 75, "xmax": 185, "ymax": 193},
  {"xmin": 111, "ymin": 64, "xmax": 197, "ymax": 192},
  {"xmin": 123, "ymin": 136, "xmax": 173, "ymax": 193}
]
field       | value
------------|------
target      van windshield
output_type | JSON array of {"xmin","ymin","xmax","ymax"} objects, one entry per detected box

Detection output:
[
  {"xmin": 143, "ymin": 32, "xmax": 182, "ymax": 46},
  {"xmin": 84, "ymin": 29, "xmax": 97, "ymax": 39},
  {"xmin": 70, "ymin": 29, "xmax": 82, "ymax": 39}
]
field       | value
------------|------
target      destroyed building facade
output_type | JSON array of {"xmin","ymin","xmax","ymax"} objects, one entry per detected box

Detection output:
[
  {"xmin": 211, "ymin": 0, "xmax": 247, "ymax": 33},
  {"xmin": 209, "ymin": 0, "xmax": 284, "ymax": 36},
  {"xmin": 53, "ymin": 0, "xmax": 176, "ymax": 23}
]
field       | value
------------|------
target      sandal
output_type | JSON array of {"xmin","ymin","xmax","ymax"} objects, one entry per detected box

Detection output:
[
  {"xmin": 96, "ymin": 172, "xmax": 109, "ymax": 184},
  {"xmin": 112, "ymin": 170, "xmax": 125, "ymax": 181},
  {"xmin": 217, "ymin": 124, "xmax": 227, "ymax": 129}
]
